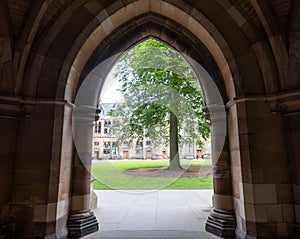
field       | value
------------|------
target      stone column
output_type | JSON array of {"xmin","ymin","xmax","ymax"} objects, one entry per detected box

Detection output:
[
  {"xmin": 7, "ymin": 101, "xmax": 75, "ymax": 238},
  {"xmin": 281, "ymin": 100, "xmax": 300, "ymax": 236},
  {"xmin": 203, "ymin": 105, "xmax": 236, "ymax": 238},
  {"xmin": 67, "ymin": 106, "xmax": 100, "ymax": 238},
  {"xmin": 228, "ymin": 98, "xmax": 294, "ymax": 238},
  {"xmin": 0, "ymin": 100, "xmax": 21, "ymax": 238}
]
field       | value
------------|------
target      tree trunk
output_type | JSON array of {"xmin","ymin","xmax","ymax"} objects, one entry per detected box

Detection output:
[{"xmin": 168, "ymin": 111, "xmax": 182, "ymax": 170}]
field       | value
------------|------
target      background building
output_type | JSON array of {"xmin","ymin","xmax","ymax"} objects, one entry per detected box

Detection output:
[{"xmin": 92, "ymin": 103, "xmax": 209, "ymax": 160}]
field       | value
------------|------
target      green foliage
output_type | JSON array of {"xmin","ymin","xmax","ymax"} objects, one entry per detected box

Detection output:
[{"xmin": 109, "ymin": 38, "xmax": 210, "ymax": 149}]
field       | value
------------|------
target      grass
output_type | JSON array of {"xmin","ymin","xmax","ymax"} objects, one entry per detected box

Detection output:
[{"xmin": 92, "ymin": 159, "xmax": 213, "ymax": 190}]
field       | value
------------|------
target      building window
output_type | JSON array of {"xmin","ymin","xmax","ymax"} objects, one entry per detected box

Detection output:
[
  {"xmin": 103, "ymin": 142, "xmax": 111, "ymax": 154},
  {"xmin": 94, "ymin": 141, "xmax": 99, "ymax": 146},
  {"xmin": 146, "ymin": 140, "xmax": 151, "ymax": 146},
  {"xmin": 111, "ymin": 142, "xmax": 119, "ymax": 155},
  {"xmin": 123, "ymin": 141, "xmax": 128, "ymax": 147},
  {"xmin": 136, "ymin": 141, "xmax": 143, "ymax": 155},
  {"xmin": 104, "ymin": 120, "xmax": 111, "ymax": 134},
  {"xmin": 94, "ymin": 122, "xmax": 101, "ymax": 133},
  {"xmin": 104, "ymin": 120, "xmax": 111, "ymax": 127}
]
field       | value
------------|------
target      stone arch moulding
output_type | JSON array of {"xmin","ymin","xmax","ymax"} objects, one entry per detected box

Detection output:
[
  {"xmin": 77, "ymin": 13, "xmax": 228, "ymax": 107},
  {"xmin": 62, "ymin": 1, "xmax": 241, "ymax": 238},
  {"xmin": 62, "ymin": 0, "xmax": 238, "ymax": 104},
  {"xmin": 13, "ymin": 1, "xmax": 50, "ymax": 95},
  {"xmin": 0, "ymin": 0, "xmax": 14, "ymax": 93}
]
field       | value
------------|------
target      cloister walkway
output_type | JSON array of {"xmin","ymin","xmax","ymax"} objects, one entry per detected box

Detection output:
[{"xmin": 83, "ymin": 189, "xmax": 220, "ymax": 239}]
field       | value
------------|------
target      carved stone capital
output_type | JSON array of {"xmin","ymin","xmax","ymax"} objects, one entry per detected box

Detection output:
[
  {"xmin": 0, "ymin": 103, "xmax": 23, "ymax": 119},
  {"xmin": 205, "ymin": 209, "xmax": 236, "ymax": 238},
  {"xmin": 67, "ymin": 210, "xmax": 98, "ymax": 238},
  {"xmin": 267, "ymin": 91, "xmax": 300, "ymax": 116},
  {"xmin": 73, "ymin": 106, "xmax": 101, "ymax": 125},
  {"xmin": 202, "ymin": 104, "xmax": 227, "ymax": 122},
  {"xmin": 212, "ymin": 165, "xmax": 231, "ymax": 179}
]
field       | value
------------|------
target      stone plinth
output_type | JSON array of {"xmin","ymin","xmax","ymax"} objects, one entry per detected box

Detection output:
[
  {"xmin": 205, "ymin": 209, "xmax": 236, "ymax": 238},
  {"xmin": 67, "ymin": 210, "xmax": 98, "ymax": 238}
]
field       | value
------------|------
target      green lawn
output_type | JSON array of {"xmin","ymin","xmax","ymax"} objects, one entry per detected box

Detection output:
[{"xmin": 92, "ymin": 159, "xmax": 213, "ymax": 190}]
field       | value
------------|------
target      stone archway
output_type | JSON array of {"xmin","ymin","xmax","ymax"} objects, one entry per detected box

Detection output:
[
  {"xmin": 1, "ymin": 1, "xmax": 299, "ymax": 238},
  {"xmin": 62, "ymin": 3, "xmax": 239, "ymax": 237},
  {"xmin": 71, "ymin": 32, "xmax": 234, "ymax": 238}
]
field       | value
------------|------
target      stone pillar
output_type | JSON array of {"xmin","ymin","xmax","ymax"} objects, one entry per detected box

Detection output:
[
  {"xmin": 281, "ymin": 100, "xmax": 300, "ymax": 236},
  {"xmin": 7, "ymin": 102, "xmax": 75, "ymax": 238},
  {"xmin": 0, "ymin": 100, "xmax": 21, "ymax": 238},
  {"xmin": 67, "ymin": 106, "xmax": 99, "ymax": 238},
  {"xmin": 228, "ymin": 98, "xmax": 294, "ymax": 238},
  {"xmin": 203, "ymin": 105, "xmax": 236, "ymax": 238}
]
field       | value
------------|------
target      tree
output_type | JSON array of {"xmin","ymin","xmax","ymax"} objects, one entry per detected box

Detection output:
[{"xmin": 109, "ymin": 38, "xmax": 210, "ymax": 170}]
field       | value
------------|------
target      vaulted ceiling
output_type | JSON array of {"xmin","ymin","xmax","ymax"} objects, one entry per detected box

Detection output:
[{"xmin": 0, "ymin": 0, "xmax": 299, "ymax": 103}]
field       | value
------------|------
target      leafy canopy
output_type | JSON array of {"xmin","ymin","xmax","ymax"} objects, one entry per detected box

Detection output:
[{"xmin": 108, "ymin": 38, "xmax": 210, "ymax": 148}]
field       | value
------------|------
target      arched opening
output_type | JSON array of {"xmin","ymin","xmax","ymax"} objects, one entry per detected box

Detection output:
[
  {"xmin": 71, "ymin": 27, "xmax": 233, "ymax": 237},
  {"xmin": 53, "ymin": 2, "xmax": 239, "ymax": 238},
  {"xmin": 1, "ymin": 1, "xmax": 299, "ymax": 238},
  {"xmin": 86, "ymin": 38, "xmax": 217, "ymax": 237},
  {"xmin": 89, "ymin": 37, "xmax": 215, "ymax": 182},
  {"xmin": 10, "ymin": 0, "xmax": 243, "ymax": 236}
]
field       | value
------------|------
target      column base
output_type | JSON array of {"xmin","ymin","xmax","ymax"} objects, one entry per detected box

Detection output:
[
  {"xmin": 67, "ymin": 210, "xmax": 98, "ymax": 238},
  {"xmin": 0, "ymin": 220, "xmax": 10, "ymax": 239},
  {"xmin": 205, "ymin": 209, "xmax": 236, "ymax": 238}
]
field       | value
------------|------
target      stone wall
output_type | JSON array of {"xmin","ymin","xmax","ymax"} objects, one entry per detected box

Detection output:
[{"xmin": 0, "ymin": 0, "xmax": 299, "ymax": 238}]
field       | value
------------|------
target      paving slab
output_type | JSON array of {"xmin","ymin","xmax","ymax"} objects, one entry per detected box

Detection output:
[{"xmin": 82, "ymin": 189, "xmax": 220, "ymax": 239}]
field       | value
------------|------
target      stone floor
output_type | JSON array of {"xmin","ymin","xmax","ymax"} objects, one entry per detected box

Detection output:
[{"xmin": 82, "ymin": 189, "xmax": 220, "ymax": 239}]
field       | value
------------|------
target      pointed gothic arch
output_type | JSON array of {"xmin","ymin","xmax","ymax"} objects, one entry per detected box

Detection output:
[{"xmin": 1, "ymin": 1, "xmax": 299, "ymax": 238}]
